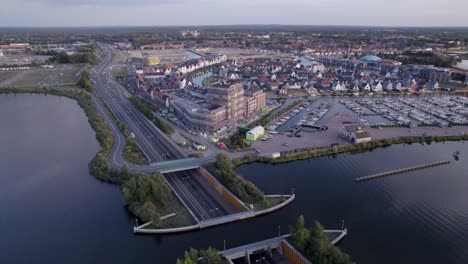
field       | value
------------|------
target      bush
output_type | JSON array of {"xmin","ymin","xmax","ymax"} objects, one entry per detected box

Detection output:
[
  {"xmin": 176, "ymin": 247, "xmax": 224, "ymax": 264},
  {"xmin": 205, "ymin": 153, "xmax": 265, "ymax": 204},
  {"xmin": 122, "ymin": 173, "xmax": 173, "ymax": 223}
]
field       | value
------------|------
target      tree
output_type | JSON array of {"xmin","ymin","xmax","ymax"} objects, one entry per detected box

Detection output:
[
  {"xmin": 176, "ymin": 248, "xmax": 199, "ymax": 264},
  {"xmin": 176, "ymin": 247, "xmax": 224, "ymax": 264},
  {"xmin": 200, "ymin": 247, "xmax": 224, "ymax": 264},
  {"xmin": 215, "ymin": 153, "xmax": 234, "ymax": 173},
  {"xmin": 291, "ymin": 215, "xmax": 311, "ymax": 251},
  {"xmin": 289, "ymin": 217, "xmax": 355, "ymax": 264}
]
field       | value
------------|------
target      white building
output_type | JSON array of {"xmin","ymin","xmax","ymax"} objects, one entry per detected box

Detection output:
[{"xmin": 339, "ymin": 124, "xmax": 372, "ymax": 143}]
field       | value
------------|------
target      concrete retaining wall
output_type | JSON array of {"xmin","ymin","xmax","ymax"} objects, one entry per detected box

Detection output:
[
  {"xmin": 197, "ymin": 167, "xmax": 249, "ymax": 213},
  {"xmin": 255, "ymin": 195, "xmax": 295, "ymax": 217},
  {"xmin": 281, "ymin": 240, "xmax": 312, "ymax": 264}
]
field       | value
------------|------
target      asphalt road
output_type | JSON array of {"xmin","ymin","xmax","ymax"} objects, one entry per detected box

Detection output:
[
  {"xmin": 92, "ymin": 44, "xmax": 231, "ymax": 220},
  {"xmin": 164, "ymin": 169, "xmax": 237, "ymax": 221},
  {"xmin": 93, "ymin": 47, "xmax": 176, "ymax": 162}
]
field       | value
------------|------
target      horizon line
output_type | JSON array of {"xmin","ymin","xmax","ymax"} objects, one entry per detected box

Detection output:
[{"xmin": 1, "ymin": 24, "xmax": 468, "ymax": 29}]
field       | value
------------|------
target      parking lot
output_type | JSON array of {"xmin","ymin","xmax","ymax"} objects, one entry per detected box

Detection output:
[
  {"xmin": 1, "ymin": 65, "xmax": 82, "ymax": 88},
  {"xmin": 253, "ymin": 96, "xmax": 468, "ymax": 154}
]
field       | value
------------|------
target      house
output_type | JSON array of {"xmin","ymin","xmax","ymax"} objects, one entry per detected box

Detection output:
[
  {"xmin": 331, "ymin": 82, "xmax": 346, "ymax": 91},
  {"xmin": 382, "ymin": 81, "xmax": 393, "ymax": 91},
  {"xmin": 428, "ymin": 80, "xmax": 440, "ymax": 90},
  {"xmin": 359, "ymin": 83, "xmax": 371, "ymax": 92},
  {"xmin": 339, "ymin": 124, "xmax": 372, "ymax": 143},
  {"xmin": 392, "ymin": 81, "xmax": 403, "ymax": 91},
  {"xmin": 372, "ymin": 82, "xmax": 383, "ymax": 92}
]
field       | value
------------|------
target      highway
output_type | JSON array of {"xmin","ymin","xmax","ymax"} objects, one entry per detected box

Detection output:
[
  {"xmin": 91, "ymin": 43, "xmax": 234, "ymax": 221},
  {"xmin": 93, "ymin": 46, "xmax": 178, "ymax": 162},
  {"xmin": 164, "ymin": 169, "xmax": 237, "ymax": 221}
]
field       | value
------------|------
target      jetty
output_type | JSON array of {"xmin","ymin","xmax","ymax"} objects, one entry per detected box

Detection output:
[{"xmin": 356, "ymin": 160, "xmax": 451, "ymax": 182}]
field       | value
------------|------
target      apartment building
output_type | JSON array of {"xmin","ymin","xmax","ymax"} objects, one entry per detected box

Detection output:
[
  {"xmin": 207, "ymin": 82, "xmax": 245, "ymax": 125},
  {"xmin": 244, "ymin": 88, "xmax": 266, "ymax": 119}
]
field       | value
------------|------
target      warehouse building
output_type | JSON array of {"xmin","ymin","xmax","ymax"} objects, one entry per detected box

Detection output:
[{"xmin": 246, "ymin": 126, "xmax": 265, "ymax": 141}]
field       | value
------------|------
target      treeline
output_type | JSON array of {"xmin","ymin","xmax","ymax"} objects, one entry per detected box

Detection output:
[
  {"xmin": 123, "ymin": 173, "xmax": 173, "ymax": 226},
  {"xmin": 205, "ymin": 153, "xmax": 265, "ymax": 204},
  {"xmin": 176, "ymin": 247, "xmax": 224, "ymax": 264},
  {"xmin": 379, "ymin": 51, "xmax": 461, "ymax": 68},
  {"xmin": 103, "ymin": 103, "xmax": 148, "ymax": 165},
  {"xmin": 233, "ymin": 134, "xmax": 468, "ymax": 166},
  {"xmin": 290, "ymin": 216, "xmax": 355, "ymax": 264},
  {"xmin": 129, "ymin": 96, "xmax": 174, "ymax": 135},
  {"xmin": 77, "ymin": 66, "xmax": 93, "ymax": 92}
]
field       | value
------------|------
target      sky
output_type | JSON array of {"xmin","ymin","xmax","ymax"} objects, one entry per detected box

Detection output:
[{"xmin": 1, "ymin": 0, "xmax": 467, "ymax": 27}]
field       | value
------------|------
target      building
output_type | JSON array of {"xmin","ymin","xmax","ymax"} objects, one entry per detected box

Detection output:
[
  {"xmin": 359, "ymin": 55, "xmax": 382, "ymax": 64},
  {"xmin": 207, "ymin": 82, "xmax": 244, "ymax": 125},
  {"xmin": 244, "ymin": 88, "xmax": 266, "ymax": 119},
  {"xmin": 339, "ymin": 124, "xmax": 372, "ymax": 143},
  {"xmin": 144, "ymin": 56, "xmax": 161, "ymax": 66},
  {"xmin": 311, "ymin": 62, "xmax": 325, "ymax": 73},
  {"xmin": 246, "ymin": 126, "xmax": 265, "ymax": 141},
  {"xmin": 172, "ymin": 95, "xmax": 228, "ymax": 132}
]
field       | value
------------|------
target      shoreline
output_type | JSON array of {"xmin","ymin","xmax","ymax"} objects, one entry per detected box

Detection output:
[
  {"xmin": 0, "ymin": 87, "xmax": 130, "ymax": 183},
  {"xmin": 233, "ymin": 134, "xmax": 468, "ymax": 166}
]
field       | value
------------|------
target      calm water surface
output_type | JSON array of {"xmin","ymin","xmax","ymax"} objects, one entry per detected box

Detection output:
[
  {"xmin": 237, "ymin": 141, "xmax": 468, "ymax": 264},
  {"xmin": 1, "ymin": 94, "xmax": 468, "ymax": 264}
]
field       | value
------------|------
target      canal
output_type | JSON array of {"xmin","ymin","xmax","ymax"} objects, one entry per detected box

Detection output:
[{"xmin": 1, "ymin": 93, "xmax": 468, "ymax": 264}]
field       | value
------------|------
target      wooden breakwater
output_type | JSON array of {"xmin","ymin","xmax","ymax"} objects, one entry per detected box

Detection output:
[{"xmin": 356, "ymin": 160, "xmax": 451, "ymax": 182}]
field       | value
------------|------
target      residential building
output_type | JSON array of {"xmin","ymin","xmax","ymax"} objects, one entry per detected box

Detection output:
[
  {"xmin": 172, "ymin": 95, "xmax": 228, "ymax": 132},
  {"xmin": 207, "ymin": 82, "xmax": 245, "ymax": 125}
]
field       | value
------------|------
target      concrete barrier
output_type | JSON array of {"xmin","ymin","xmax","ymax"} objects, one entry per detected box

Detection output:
[
  {"xmin": 134, "ymin": 224, "xmax": 200, "ymax": 234},
  {"xmin": 133, "ymin": 194, "xmax": 296, "ymax": 234},
  {"xmin": 197, "ymin": 167, "xmax": 250, "ymax": 212},
  {"xmin": 254, "ymin": 195, "xmax": 295, "ymax": 217}
]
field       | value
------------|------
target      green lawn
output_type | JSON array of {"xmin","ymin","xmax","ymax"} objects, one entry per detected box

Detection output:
[
  {"xmin": 146, "ymin": 192, "xmax": 196, "ymax": 229},
  {"xmin": 11, "ymin": 69, "xmax": 51, "ymax": 86},
  {"xmin": 252, "ymin": 196, "xmax": 288, "ymax": 211}
]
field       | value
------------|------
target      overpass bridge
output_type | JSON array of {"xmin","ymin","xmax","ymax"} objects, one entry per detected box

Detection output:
[{"xmin": 131, "ymin": 156, "xmax": 216, "ymax": 173}]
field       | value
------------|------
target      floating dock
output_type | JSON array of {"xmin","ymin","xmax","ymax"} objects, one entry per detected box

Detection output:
[{"xmin": 356, "ymin": 160, "xmax": 451, "ymax": 182}]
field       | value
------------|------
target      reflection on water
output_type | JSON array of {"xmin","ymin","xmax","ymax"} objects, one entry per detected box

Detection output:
[
  {"xmin": 237, "ymin": 141, "xmax": 468, "ymax": 264},
  {"xmin": 2, "ymin": 94, "xmax": 468, "ymax": 264}
]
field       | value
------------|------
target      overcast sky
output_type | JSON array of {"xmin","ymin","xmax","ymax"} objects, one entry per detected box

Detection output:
[{"xmin": 1, "ymin": 0, "xmax": 467, "ymax": 27}]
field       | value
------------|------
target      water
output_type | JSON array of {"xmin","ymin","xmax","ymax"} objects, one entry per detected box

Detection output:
[
  {"xmin": 192, "ymin": 72, "xmax": 213, "ymax": 87},
  {"xmin": 2, "ymin": 93, "xmax": 468, "ymax": 264},
  {"xmin": 237, "ymin": 141, "xmax": 468, "ymax": 264}
]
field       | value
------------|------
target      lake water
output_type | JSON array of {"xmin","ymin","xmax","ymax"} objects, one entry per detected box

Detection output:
[
  {"xmin": 2, "ymin": 93, "xmax": 468, "ymax": 264},
  {"xmin": 237, "ymin": 141, "xmax": 468, "ymax": 264}
]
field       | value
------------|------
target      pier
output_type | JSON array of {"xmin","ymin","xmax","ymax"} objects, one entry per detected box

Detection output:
[{"xmin": 356, "ymin": 160, "xmax": 451, "ymax": 182}]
